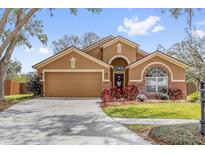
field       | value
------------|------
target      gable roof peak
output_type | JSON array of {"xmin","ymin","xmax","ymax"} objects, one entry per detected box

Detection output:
[
  {"xmin": 127, "ymin": 50, "xmax": 189, "ymax": 69},
  {"xmin": 100, "ymin": 35, "xmax": 139, "ymax": 48},
  {"xmin": 33, "ymin": 45, "xmax": 112, "ymax": 69},
  {"xmin": 83, "ymin": 35, "xmax": 115, "ymax": 52}
]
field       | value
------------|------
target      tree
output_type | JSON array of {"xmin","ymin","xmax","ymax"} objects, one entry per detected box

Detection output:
[
  {"xmin": 6, "ymin": 59, "xmax": 30, "ymax": 82},
  {"xmin": 0, "ymin": 8, "xmax": 102, "ymax": 102},
  {"xmin": 6, "ymin": 59, "xmax": 22, "ymax": 80},
  {"xmin": 51, "ymin": 32, "xmax": 100, "ymax": 54},
  {"xmin": 52, "ymin": 35, "xmax": 81, "ymax": 54},
  {"xmin": 159, "ymin": 32, "xmax": 205, "ymax": 90},
  {"xmin": 161, "ymin": 9, "xmax": 201, "ymax": 29},
  {"xmin": 81, "ymin": 32, "xmax": 100, "ymax": 48}
]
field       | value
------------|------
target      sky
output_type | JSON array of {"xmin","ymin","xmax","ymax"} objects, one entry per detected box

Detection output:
[{"xmin": 11, "ymin": 8, "xmax": 205, "ymax": 73}]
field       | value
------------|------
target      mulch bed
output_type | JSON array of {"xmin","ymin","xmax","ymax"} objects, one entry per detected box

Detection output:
[
  {"xmin": 126, "ymin": 123, "xmax": 205, "ymax": 145},
  {"xmin": 149, "ymin": 123, "xmax": 205, "ymax": 145},
  {"xmin": 101, "ymin": 99, "xmax": 189, "ymax": 107},
  {"xmin": 0, "ymin": 101, "xmax": 19, "ymax": 112}
]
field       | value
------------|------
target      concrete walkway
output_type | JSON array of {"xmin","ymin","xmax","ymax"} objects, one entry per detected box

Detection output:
[
  {"xmin": 114, "ymin": 118, "xmax": 198, "ymax": 125},
  {"xmin": 0, "ymin": 98, "xmax": 150, "ymax": 145}
]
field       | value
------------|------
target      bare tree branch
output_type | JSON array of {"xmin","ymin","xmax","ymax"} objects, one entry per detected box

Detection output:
[
  {"xmin": 0, "ymin": 8, "xmax": 38, "ymax": 56},
  {"xmin": 0, "ymin": 8, "xmax": 12, "ymax": 35}
]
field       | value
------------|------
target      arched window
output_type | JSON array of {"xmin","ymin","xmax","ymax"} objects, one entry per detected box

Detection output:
[{"xmin": 145, "ymin": 67, "xmax": 168, "ymax": 93}]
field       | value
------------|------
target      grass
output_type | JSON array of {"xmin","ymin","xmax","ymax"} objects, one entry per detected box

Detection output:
[
  {"xmin": 0, "ymin": 94, "xmax": 34, "ymax": 112},
  {"xmin": 103, "ymin": 102, "xmax": 200, "ymax": 119},
  {"xmin": 125, "ymin": 124, "xmax": 205, "ymax": 145},
  {"xmin": 5, "ymin": 94, "xmax": 33, "ymax": 102}
]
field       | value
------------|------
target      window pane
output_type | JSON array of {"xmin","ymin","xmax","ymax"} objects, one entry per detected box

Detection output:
[
  {"xmin": 156, "ymin": 68, "xmax": 167, "ymax": 77},
  {"xmin": 157, "ymin": 78, "xmax": 167, "ymax": 85},
  {"xmin": 146, "ymin": 67, "xmax": 156, "ymax": 77},
  {"xmin": 157, "ymin": 86, "xmax": 167, "ymax": 93},
  {"xmin": 146, "ymin": 67, "xmax": 167, "ymax": 77},
  {"xmin": 146, "ymin": 78, "xmax": 156, "ymax": 85},
  {"xmin": 146, "ymin": 85, "xmax": 156, "ymax": 93}
]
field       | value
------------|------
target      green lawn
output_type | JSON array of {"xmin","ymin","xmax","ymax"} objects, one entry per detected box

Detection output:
[
  {"xmin": 5, "ymin": 94, "xmax": 33, "ymax": 102},
  {"xmin": 103, "ymin": 103, "xmax": 200, "ymax": 119}
]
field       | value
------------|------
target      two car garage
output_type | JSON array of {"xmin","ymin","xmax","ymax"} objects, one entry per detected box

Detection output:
[
  {"xmin": 44, "ymin": 72, "xmax": 103, "ymax": 97},
  {"xmin": 33, "ymin": 47, "xmax": 111, "ymax": 98}
]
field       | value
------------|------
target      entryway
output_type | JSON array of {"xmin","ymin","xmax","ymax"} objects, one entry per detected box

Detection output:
[
  {"xmin": 110, "ymin": 57, "xmax": 129, "ymax": 87},
  {"xmin": 114, "ymin": 73, "xmax": 124, "ymax": 88}
]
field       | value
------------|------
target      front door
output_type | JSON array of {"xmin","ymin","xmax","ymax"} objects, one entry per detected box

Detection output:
[{"xmin": 114, "ymin": 73, "xmax": 124, "ymax": 88}]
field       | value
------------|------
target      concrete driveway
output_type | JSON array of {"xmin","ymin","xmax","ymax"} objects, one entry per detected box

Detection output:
[{"xmin": 0, "ymin": 98, "xmax": 150, "ymax": 145}]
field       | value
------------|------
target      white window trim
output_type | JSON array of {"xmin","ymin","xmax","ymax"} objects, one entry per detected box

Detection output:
[{"xmin": 145, "ymin": 76, "xmax": 168, "ymax": 93}]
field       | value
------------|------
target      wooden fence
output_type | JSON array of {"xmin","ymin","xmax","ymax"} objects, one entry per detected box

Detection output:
[
  {"xmin": 187, "ymin": 82, "xmax": 198, "ymax": 95},
  {"xmin": 4, "ymin": 80, "xmax": 28, "ymax": 95}
]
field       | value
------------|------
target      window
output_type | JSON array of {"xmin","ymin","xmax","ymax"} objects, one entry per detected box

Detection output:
[
  {"xmin": 145, "ymin": 67, "xmax": 168, "ymax": 93},
  {"xmin": 113, "ymin": 66, "xmax": 125, "ymax": 71}
]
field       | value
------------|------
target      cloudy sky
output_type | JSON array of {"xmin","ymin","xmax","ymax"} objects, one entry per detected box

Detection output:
[{"xmin": 12, "ymin": 8, "xmax": 205, "ymax": 73}]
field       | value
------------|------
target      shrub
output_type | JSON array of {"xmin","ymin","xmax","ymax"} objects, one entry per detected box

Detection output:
[
  {"xmin": 122, "ymin": 85, "xmax": 139, "ymax": 100},
  {"xmin": 101, "ymin": 88, "xmax": 115, "ymax": 103},
  {"xmin": 137, "ymin": 94, "xmax": 147, "ymax": 102},
  {"xmin": 188, "ymin": 92, "xmax": 200, "ymax": 103},
  {"xmin": 101, "ymin": 85, "xmax": 139, "ymax": 103},
  {"xmin": 110, "ymin": 87, "xmax": 122, "ymax": 99},
  {"xmin": 159, "ymin": 93, "xmax": 169, "ymax": 100},
  {"xmin": 168, "ymin": 87, "xmax": 184, "ymax": 100},
  {"xmin": 27, "ymin": 74, "xmax": 43, "ymax": 96}
]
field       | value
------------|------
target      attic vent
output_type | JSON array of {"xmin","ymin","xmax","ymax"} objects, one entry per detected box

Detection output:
[
  {"xmin": 116, "ymin": 43, "xmax": 122, "ymax": 54},
  {"xmin": 70, "ymin": 57, "xmax": 76, "ymax": 69}
]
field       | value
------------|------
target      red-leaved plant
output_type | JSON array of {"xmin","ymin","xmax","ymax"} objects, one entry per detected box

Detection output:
[
  {"xmin": 101, "ymin": 85, "xmax": 139, "ymax": 103},
  {"xmin": 110, "ymin": 87, "xmax": 122, "ymax": 99},
  {"xmin": 122, "ymin": 85, "xmax": 139, "ymax": 100},
  {"xmin": 101, "ymin": 88, "xmax": 115, "ymax": 103},
  {"xmin": 168, "ymin": 87, "xmax": 184, "ymax": 100}
]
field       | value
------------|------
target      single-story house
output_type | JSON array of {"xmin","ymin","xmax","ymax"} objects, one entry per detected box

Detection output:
[{"xmin": 33, "ymin": 35, "xmax": 189, "ymax": 99}]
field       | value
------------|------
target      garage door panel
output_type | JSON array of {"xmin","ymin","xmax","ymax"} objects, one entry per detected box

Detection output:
[{"xmin": 45, "ymin": 72, "xmax": 102, "ymax": 97}]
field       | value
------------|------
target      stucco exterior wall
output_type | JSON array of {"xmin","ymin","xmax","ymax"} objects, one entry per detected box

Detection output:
[
  {"xmin": 129, "ymin": 62, "xmax": 187, "ymax": 100},
  {"xmin": 102, "ymin": 41, "xmax": 139, "ymax": 63},
  {"xmin": 37, "ymin": 51, "xmax": 110, "ymax": 80},
  {"xmin": 86, "ymin": 46, "xmax": 102, "ymax": 60},
  {"xmin": 129, "ymin": 56, "xmax": 185, "ymax": 81}
]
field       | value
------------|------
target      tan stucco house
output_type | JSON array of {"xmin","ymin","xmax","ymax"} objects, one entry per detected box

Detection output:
[{"xmin": 33, "ymin": 35, "xmax": 189, "ymax": 98}]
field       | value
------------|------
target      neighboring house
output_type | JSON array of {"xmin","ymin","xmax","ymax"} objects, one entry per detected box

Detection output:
[{"xmin": 33, "ymin": 35, "xmax": 189, "ymax": 99}]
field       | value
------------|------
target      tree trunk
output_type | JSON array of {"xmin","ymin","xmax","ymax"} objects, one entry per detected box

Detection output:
[{"xmin": 0, "ymin": 61, "xmax": 7, "ymax": 103}]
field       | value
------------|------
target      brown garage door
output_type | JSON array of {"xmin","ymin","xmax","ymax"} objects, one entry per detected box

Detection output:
[{"xmin": 45, "ymin": 72, "xmax": 102, "ymax": 97}]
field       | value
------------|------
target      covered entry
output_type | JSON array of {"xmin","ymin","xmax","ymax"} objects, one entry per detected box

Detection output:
[{"xmin": 110, "ymin": 57, "xmax": 129, "ymax": 88}]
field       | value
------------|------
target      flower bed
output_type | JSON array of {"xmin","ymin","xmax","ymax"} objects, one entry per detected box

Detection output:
[
  {"xmin": 100, "ymin": 85, "xmax": 185, "ymax": 107},
  {"xmin": 100, "ymin": 85, "xmax": 139, "ymax": 103},
  {"xmin": 100, "ymin": 99, "xmax": 188, "ymax": 107}
]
